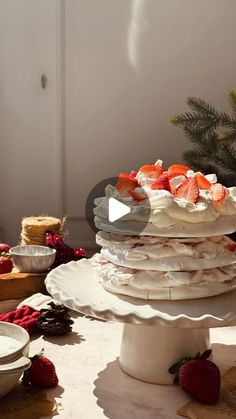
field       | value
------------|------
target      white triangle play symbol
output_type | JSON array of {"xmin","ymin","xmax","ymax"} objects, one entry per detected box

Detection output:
[{"xmin": 108, "ymin": 197, "xmax": 131, "ymax": 222}]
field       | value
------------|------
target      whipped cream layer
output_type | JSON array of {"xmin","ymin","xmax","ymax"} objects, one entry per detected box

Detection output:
[
  {"xmin": 91, "ymin": 253, "xmax": 236, "ymax": 300},
  {"xmin": 96, "ymin": 231, "xmax": 236, "ymax": 271},
  {"xmin": 94, "ymin": 184, "xmax": 236, "ymax": 237}
]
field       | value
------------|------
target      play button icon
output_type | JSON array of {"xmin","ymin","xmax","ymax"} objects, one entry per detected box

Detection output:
[
  {"xmin": 85, "ymin": 176, "xmax": 151, "ymax": 234},
  {"xmin": 108, "ymin": 197, "xmax": 130, "ymax": 222}
]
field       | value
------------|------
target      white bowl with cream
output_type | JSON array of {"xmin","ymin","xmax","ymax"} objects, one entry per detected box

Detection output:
[{"xmin": 0, "ymin": 321, "xmax": 31, "ymax": 398}]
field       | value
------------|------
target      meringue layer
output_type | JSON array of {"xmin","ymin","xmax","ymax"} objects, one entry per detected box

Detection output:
[{"xmin": 96, "ymin": 231, "xmax": 236, "ymax": 271}]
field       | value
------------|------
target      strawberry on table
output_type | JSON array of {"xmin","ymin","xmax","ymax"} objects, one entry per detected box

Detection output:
[
  {"xmin": 174, "ymin": 177, "xmax": 199, "ymax": 204},
  {"xmin": 0, "ymin": 256, "xmax": 13, "ymax": 274},
  {"xmin": 23, "ymin": 349, "xmax": 58, "ymax": 388},
  {"xmin": 138, "ymin": 164, "xmax": 163, "ymax": 179},
  {"xmin": 168, "ymin": 349, "xmax": 221, "ymax": 405},
  {"xmin": 0, "ymin": 243, "xmax": 11, "ymax": 254}
]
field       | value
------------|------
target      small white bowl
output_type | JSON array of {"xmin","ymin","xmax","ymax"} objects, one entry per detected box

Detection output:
[
  {"xmin": 10, "ymin": 245, "xmax": 56, "ymax": 273},
  {"xmin": 0, "ymin": 322, "xmax": 31, "ymax": 398}
]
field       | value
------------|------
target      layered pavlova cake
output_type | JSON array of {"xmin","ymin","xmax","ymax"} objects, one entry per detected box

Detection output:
[{"xmin": 92, "ymin": 160, "xmax": 236, "ymax": 300}]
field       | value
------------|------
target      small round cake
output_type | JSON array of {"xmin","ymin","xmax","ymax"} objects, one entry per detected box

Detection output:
[{"xmin": 92, "ymin": 160, "xmax": 236, "ymax": 300}]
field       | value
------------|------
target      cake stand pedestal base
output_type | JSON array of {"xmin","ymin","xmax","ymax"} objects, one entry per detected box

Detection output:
[{"xmin": 119, "ymin": 323, "xmax": 210, "ymax": 385}]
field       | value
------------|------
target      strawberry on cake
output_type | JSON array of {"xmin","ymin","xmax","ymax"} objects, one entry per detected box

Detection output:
[{"xmin": 92, "ymin": 160, "xmax": 236, "ymax": 300}]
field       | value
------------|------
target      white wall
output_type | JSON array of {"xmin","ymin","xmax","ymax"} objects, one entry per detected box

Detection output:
[
  {"xmin": 0, "ymin": 0, "xmax": 61, "ymax": 245},
  {"xmin": 1, "ymin": 0, "xmax": 236, "ymax": 247},
  {"xmin": 64, "ymin": 0, "xmax": 236, "ymax": 247}
]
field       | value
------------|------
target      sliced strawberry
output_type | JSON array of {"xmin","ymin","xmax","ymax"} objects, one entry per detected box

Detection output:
[
  {"xmin": 139, "ymin": 164, "xmax": 163, "ymax": 179},
  {"xmin": 175, "ymin": 177, "xmax": 199, "ymax": 203},
  {"xmin": 115, "ymin": 173, "xmax": 139, "ymax": 196},
  {"xmin": 151, "ymin": 174, "xmax": 171, "ymax": 192},
  {"xmin": 226, "ymin": 242, "xmax": 236, "ymax": 252},
  {"xmin": 168, "ymin": 164, "xmax": 190, "ymax": 175},
  {"xmin": 128, "ymin": 189, "xmax": 148, "ymax": 201},
  {"xmin": 195, "ymin": 172, "xmax": 212, "ymax": 190},
  {"xmin": 210, "ymin": 183, "xmax": 227, "ymax": 203},
  {"xmin": 129, "ymin": 170, "xmax": 137, "ymax": 178},
  {"xmin": 165, "ymin": 170, "xmax": 186, "ymax": 180}
]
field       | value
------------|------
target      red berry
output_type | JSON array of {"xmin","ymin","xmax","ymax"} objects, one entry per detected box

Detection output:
[
  {"xmin": 195, "ymin": 172, "xmax": 212, "ymax": 190},
  {"xmin": 226, "ymin": 242, "xmax": 236, "ymax": 252},
  {"xmin": 168, "ymin": 164, "xmax": 190, "ymax": 175},
  {"xmin": 151, "ymin": 174, "xmax": 171, "ymax": 192},
  {"xmin": 210, "ymin": 183, "xmax": 227, "ymax": 203},
  {"xmin": 138, "ymin": 164, "xmax": 163, "ymax": 179},
  {"xmin": 128, "ymin": 189, "xmax": 148, "ymax": 201},
  {"xmin": 115, "ymin": 173, "xmax": 139, "ymax": 196},
  {"xmin": 0, "ymin": 256, "xmax": 13, "ymax": 274},
  {"xmin": 0, "ymin": 243, "xmax": 11, "ymax": 254},
  {"xmin": 179, "ymin": 359, "xmax": 221, "ymax": 405},
  {"xmin": 165, "ymin": 170, "xmax": 186, "ymax": 180},
  {"xmin": 129, "ymin": 170, "xmax": 137, "ymax": 178},
  {"xmin": 26, "ymin": 351, "xmax": 58, "ymax": 388},
  {"xmin": 175, "ymin": 177, "xmax": 199, "ymax": 204}
]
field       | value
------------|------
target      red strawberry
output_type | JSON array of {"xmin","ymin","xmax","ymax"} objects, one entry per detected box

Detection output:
[
  {"xmin": 129, "ymin": 170, "xmax": 137, "ymax": 178},
  {"xmin": 210, "ymin": 183, "xmax": 227, "ymax": 203},
  {"xmin": 115, "ymin": 173, "xmax": 139, "ymax": 196},
  {"xmin": 165, "ymin": 170, "xmax": 186, "ymax": 180},
  {"xmin": 23, "ymin": 349, "xmax": 58, "ymax": 388},
  {"xmin": 168, "ymin": 349, "xmax": 221, "ymax": 405},
  {"xmin": 151, "ymin": 174, "xmax": 171, "ymax": 192},
  {"xmin": 0, "ymin": 243, "xmax": 11, "ymax": 254},
  {"xmin": 0, "ymin": 256, "xmax": 13, "ymax": 274},
  {"xmin": 226, "ymin": 242, "xmax": 236, "ymax": 252},
  {"xmin": 128, "ymin": 189, "xmax": 148, "ymax": 201},
  {"xmin": 195, "ymin": 172, "xmax": 212, "ymax": 190},
  {"xmin": 139, "ymin": 164, "xmax": 163, "ymax": 179},
  {"xmin": 168, "ymin": 164, "xmax": 190, "ymax": 175},
  {"xmin": 175, "ymin": 177, "xmax": 199, "ymax": 203},
  {"xmin": 179, "ymin": 359, "xmax": 220, "ymax": 405}
]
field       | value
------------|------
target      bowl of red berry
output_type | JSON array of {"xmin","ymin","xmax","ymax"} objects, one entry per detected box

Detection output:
[{"xmin": 9, "ymin": 245, "xmax": 56, "ymax": 273}]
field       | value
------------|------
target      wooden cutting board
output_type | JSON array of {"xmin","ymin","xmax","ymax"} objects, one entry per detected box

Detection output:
[{"xmin": 0, "ymin": 271, "xmax": 47, "ymax": 300}]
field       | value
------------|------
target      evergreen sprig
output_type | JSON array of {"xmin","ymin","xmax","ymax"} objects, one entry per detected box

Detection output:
[{"xmin": 171, "ymin": 90, "xmax": 236, "ymax": 186}]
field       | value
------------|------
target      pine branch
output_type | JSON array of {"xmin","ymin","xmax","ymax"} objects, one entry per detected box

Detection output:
[
  {"xmin": 218, "ymin": 112, "xmax": 236, "ymax": 129},
  {"xmin": 187, "ymin": 97, "xmax": 219, "ymax": 118},
  {"xmin": 218, "ymin": 129, "xmax": 236, "ymax": 142},
  {"xmin": 171, "ymin": 90, "xmax": 236, "ymax": 188},
  {"xmin": 228, "ymin": 90, "xmax": 236, "ymax": 115},
  {"xmin": 217, "ymin": 142, "xmax": 236, "ymax": 173}
]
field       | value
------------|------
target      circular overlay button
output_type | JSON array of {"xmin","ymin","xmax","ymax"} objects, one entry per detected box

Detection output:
[{"xmin": 85, "ymin": 176, "xmax": 151, "ymax": 235}]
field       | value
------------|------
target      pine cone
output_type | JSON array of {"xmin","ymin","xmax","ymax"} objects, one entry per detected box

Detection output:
[{"xmin": 37, "ymin": 302, "xmax": 74, "ymax": 335}]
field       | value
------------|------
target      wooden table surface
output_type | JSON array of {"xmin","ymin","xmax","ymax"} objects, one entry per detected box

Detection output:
[{"xmin": 0, "ymin": 300, "xmax": 236, "ymax": 418}]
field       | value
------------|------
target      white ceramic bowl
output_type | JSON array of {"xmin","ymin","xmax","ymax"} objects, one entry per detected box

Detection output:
[
  {"xmin": 10, "ymin": 245, "xmax": 56, "ymax": 273},
  {"xmin": 0, "ymin": 321, "xmax": 31, "ymax": 398}
]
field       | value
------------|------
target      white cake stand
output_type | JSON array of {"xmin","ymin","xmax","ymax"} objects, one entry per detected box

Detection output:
[{"xmin": 45, "ymin": 258, "xmax": 236, "ymax": 385}]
